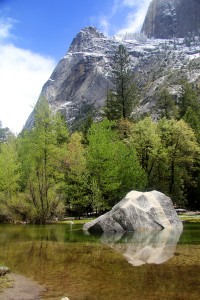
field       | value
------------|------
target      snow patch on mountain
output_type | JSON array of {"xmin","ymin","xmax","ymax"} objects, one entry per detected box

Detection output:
[{"xmin": 24, "ymin": 26, "xmax": 200, "ymax": 130}]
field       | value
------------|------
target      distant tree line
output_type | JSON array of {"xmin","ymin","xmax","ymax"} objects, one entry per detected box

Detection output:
[{"xmin": 0, "ymin": 45, "xmax": 200, "ymax": 224}]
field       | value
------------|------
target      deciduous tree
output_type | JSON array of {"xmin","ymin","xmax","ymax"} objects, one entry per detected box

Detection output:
[
  {"xmin": 158, "ymin": 118, "xmax": 200, "ymax": 205},
  {"xmin": 0, "ymin": 138, "xmax": 21, "ymax": 221},
  {"xmin": 87, "ymin": 119, "xmax": 146, "ymax": 208},
  {"xmin": 19, "ymin": 99, "xmax": 68, "ymax": 223},
  {"xmin": 129, "ymin": 117, "xmax": 163, "ymax": 181},
  {"xmin": 64, "ymin": 132, "xmax": 90, "ymax": 217}
]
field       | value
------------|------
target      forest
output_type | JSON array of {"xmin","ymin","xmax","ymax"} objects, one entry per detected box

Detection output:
[{"xmin": 0, "ymin": 45, "xmax": 200, "ymax": 224}]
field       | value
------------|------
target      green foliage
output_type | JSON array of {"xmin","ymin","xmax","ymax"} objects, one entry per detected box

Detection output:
[
  {"xmin": 87, "ymin": 119, "xmax": 146, "ymax": 208},
  {"xmin": 0, "ymin": 139, "xmax": 20, "ymax": 198},
  {"xmin": 0, "ymin": 138, "xmax": 21, "ymax": 222},
  {"xmin": 116, "ymin": 142, "xmax": 147, "ymax": 197},
  {"xmin": 17, "ymin": 99, "xmax": 68, "ymax": 223},
  {"xmin": 178, "ymin": 81, "xmax": 200, "ymax": 118},
  {"xmin": 105, "ymin": 45, "xmax": 137, "ymax": 120},
  {"xmin": 71, "ymin": 103, "xmax": 95, "ymax": 132},
  {"xmin": 156, "ymin": 88, "xmax": 178, "ymax": 119},
  {"xmin": 0, "ymin": 126, "xmax": 14, "ymax": 143},
  {"xmin": 117, "ymin": 118, "xmax": 133, "ymax": 140},
  {"xmin": 90, "ymin": 178, "xmax": 104, "ymax": 212},
  {"xmin": 87, "ymin": 119, "xmax": 121, "ymax": 208},
  {"xmin": 129, "ymin": 117, "xmax": 163, "ymax": 181},
  {"xmin": 128, "ymin": 116, "xmax": 200, "ymax": 207},
  {"xmin": 0, "ymin": 274, "xmax": 13, "ymax": 292},
  {"xmin": 158, "ymin": 118, "xmax": 200, "ymax": 205},
  {"xmin": 64, "ymin": 132, "xmax": 90, "ymax": 216},
  {"xmin": 177, "ymin": 81, "xmax": 200, "ymax": 143},
  {"xmin": 104, "ymin": 90, "xmax": 122, "ymax": 121},
  {"xmin": 1, "ymin": 88, "xmax": 200, "ymax": 223}
]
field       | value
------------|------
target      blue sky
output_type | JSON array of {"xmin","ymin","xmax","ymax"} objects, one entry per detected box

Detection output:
[{"xmin": 0, "ymin": 0, "xmax": 151, "ymax": 133}]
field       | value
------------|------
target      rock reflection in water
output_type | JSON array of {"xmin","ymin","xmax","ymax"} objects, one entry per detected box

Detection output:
[{"xmin": 101, "ymin": 228, "xmax": 183, "ymax": 266}]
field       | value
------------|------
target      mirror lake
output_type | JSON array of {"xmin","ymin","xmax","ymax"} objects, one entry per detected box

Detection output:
[{"xmin": 0, "ymin": 223, "xmax": 199, "ymax": 300}]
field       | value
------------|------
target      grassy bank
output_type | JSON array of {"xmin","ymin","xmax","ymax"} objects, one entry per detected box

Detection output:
[
  {"xmin": 58, "ymin": 218, "xmax": 94, "ymax": 225},
  {"xmin": 58, "ymin": 214, "xmax": 200, "ymax": 225},
  {"xmin": 0, "ymin": 275, "xmax": 13, "ymax": 292},
  {"xmin": 179, "ymin": 213, "xmax": 200, "ymax": 223}
]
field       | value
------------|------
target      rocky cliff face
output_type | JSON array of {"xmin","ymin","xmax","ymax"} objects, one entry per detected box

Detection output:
[
  {"xmin": 25, "ymin": 24, "xmax": 200, "ymax": 129},
  {"xmin": 25, "ymin": 26, "xmax": 115, "ymax": 129},
  {"xmin": 142, "ymin": 0, "xmax": 200, "ymax": 39}
]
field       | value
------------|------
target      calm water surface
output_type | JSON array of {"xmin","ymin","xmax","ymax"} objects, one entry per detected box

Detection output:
[{"xmin": 0, "ymin": 223, "xmax": 199, "ymax": 300}]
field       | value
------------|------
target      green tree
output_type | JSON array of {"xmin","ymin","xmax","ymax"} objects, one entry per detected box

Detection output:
[
  {"xmin": 105, "ymin": 45, "xmax": 137, "ymax": 120},
  {"xmin": 0, "ymin": 139, "xmax": 20, "ymax": 200},
  {"xmin": 129, "ymin": 117, "xmax": 163, "ymax": 182},
  {"xmin": 87, "ymin": 119, "xmax": 146, "ymax": 209},
  {"xmin": 64, "ymin": 132, "xmax": 90, "ymax": 217},
  {"xmin": 0, "ymin": 138, "xmax": 21, "ymax": 222},
  {"xmin": 90, "ymin": 178, "xmax": 104, "ymax": 213},
  {"xmin": 183, "ymin": 107, "xmax": 200, "ymax": 142},
  {"xmin": 158, "ymin": 118, "xmax": 200, "ymax": 205},
  {"xmin": 19, "ymin": 99, "xmax": 68, "ymax": 223},
  {"xmin": 0, "ymin": 121, "xmax": 14, "ymax": 142},
  {"xmin": 116, "ymin": 141, "xmax": 147, "ymax": 198},
  {"xmin": 156, "ymin": 88, "xmax": 178, "ymax": 119},
  {"xmin": 178, "ymin": 81, "xmax": 200, "ymax": 143},
  {"xmin": 178, "ymin": 81, "xmax": 200, "ymax": 118}
]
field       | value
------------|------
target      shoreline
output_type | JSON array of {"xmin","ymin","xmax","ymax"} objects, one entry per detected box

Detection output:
[{"xmin": 0, "ymin": 273, "xmax": 44, "ymax": 300}]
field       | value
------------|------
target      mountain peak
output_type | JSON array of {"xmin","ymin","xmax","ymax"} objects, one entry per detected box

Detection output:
[
  {"xmin": 80, "ymin": 26, "xmax": 104, "ymax": 37},
  {"xmin": 142, "ymin": 0, "xmax": 200, "ymax": 39},
  {"xmin": 68, "ymin": 26, "xmax": 105, "ymax": 53},
  {"xmin": 25, "ymin": 13, "xmax": 200, "ymax": 132}
]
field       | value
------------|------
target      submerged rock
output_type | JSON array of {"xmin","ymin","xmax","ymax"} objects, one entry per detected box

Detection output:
[{"xmin": 83, "ymin": 190, "xmax": 182, "ymax": 233}]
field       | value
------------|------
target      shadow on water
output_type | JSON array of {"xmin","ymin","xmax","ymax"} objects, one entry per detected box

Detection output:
[{"xmin": 0, "ymin": 223, "xmax": 199, "ymax": 300}]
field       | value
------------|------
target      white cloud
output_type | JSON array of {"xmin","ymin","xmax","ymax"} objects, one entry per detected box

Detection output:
[
  {"xmin": 0, "ymin": 17, "xmax": 18, "ymax": 41},
  {"xmin": 97, "ymin": 0, "xmax": 151, "ymax": 36},
  {"xmin": 97, "ymin": 0, "xmax": 121, "ymax": 35},
  {"xmin": 0, "ymin": 19, "xmax": 56, "ymax": 134},
  {"xmin": 117, "ymin": 0, "xmax": 151, "ymax": 35},
  {"xmin": 99, "ymin": 16, "xmax": 110, "ymax": 36},
  {"xmin": 122, "ymin": 0, "xmax": 136, "ymax": 7}
]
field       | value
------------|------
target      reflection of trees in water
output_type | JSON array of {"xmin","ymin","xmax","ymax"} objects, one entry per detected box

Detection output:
[
  {"xmin": 0, "ymin": 226, "xmax": 67, "ymax": 282},
  {"xmin": 101, "ymin": 228, "xmax": 183, "ymax": 266},
  {"xmin": 24, "ymin": 239, "xmax": 64, "ymax": 282},
  {"xmin": 1, "ymin": 225, "xmax": 200, "ymax": 300}
]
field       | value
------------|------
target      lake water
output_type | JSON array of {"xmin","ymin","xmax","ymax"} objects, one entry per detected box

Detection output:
[{"xmin": 0, "ymin": 223, "xmax": 199, "ymax": 300}]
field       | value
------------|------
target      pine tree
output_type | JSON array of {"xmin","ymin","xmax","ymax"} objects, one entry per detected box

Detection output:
[
  {"xmin": 179, "ymin": 80, "xmax": 200, "ymax": 118},
  {"xmin": 105, "ymin": 45, "xmax": 137, "ymax": 120},
  {"xmin": 156, "ymin": 88, "xmax": 178, "ymax": 119},
  {"xmin": 178, "ymin": 80, "xmax": 200, "ymax": 142}
]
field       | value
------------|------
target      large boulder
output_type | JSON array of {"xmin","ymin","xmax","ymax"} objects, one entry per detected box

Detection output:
[{"xmin": 83, "ymin": 190, "xmax": 182, "ymax": 233}]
